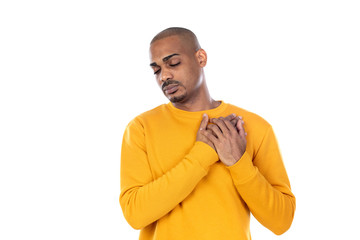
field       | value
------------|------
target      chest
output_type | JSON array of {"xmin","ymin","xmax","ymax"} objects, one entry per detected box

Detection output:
[{"xmin": 143, "ymin": 118, "xmax": 199, "ymax": 178}]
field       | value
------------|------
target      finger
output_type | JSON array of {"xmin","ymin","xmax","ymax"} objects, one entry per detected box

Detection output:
[
  {"xmin": 207, "ymin": 123, "xmax": 223, "ymax": 139},
  {"xmin": 209, "ymin": 114, "xmax": 235, "ymax": 124},
  {"xmin": 224, "ymin": 113, "xmax": 237, "ymax": 122},
  {"xmin": 202, "ymin": 129, "xmax": 219, "ymax": 144},
  {"xmin": 236, "ymin": 117, "xmax": 246, "ymax": 137},
  {"xmin": 212, "ymin": 118, "xmax": 230, "ymax": 136},
  {"xmin": 226, "ymin": 114, "xmax": 241, "ymax": 127},
  {"xmin": 199, "ymin": 114, "xmax": 209, "ymax": 131},
  {"xmin": 206, "ymin": 124, "xmax": 217, "ymax": 136},
  {"xmin": 223, "ymin": 119, "xmax": 238, "ymax": 135},
  {"xmin": 230, "ymin": 117, "xmax": 239, "ymax": 127}
]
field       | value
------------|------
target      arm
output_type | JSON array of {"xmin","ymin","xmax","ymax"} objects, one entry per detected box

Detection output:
[
  {"xmin": 202, "ymin": 118, "xmax": 295, "ymax": 235},
  {"xmin": 227, "ymin": 125, "xmax": 295, "ymax": 235},
  {"xmin": 119, "ymin": 115, "xmax": 218, "ymax": 229}
]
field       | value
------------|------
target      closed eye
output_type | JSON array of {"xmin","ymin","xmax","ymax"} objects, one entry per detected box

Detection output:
[
  {"xmin": 169, "ymin": 62, "xmax": 180, "ymax": 67},
  {"xmin": 153, "ymin": 62, "xmax": 180, "ymax": 74}
]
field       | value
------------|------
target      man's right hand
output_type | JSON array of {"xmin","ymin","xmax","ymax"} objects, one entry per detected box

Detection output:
[{"xmin": 196, "ymin": 114, "xmax": 215, "ymax": 149}]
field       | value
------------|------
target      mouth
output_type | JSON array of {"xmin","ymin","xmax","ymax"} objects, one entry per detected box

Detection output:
[{"xmin": 163, "ymin": 84, "xmax": 179, "ymax": 95}]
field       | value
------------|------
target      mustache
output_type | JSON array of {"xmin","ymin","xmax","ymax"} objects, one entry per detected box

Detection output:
[{"xmin": 161, "ymin": 80, "xmax": 182, "ymax": 91}]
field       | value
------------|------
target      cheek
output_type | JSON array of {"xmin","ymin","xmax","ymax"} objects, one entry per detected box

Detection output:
[{"xmin": 184, "ymin": 68, "xmax": 201, "ymax": 87}]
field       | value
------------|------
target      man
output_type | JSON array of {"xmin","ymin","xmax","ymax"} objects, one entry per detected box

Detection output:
[{"xmin": 120, "ymin": 27, "xmax": 295, "ymax": 240}]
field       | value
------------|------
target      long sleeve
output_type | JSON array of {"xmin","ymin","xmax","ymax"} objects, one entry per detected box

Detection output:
[
  {"xmin": 227, "ymin": 125, "xmax": 296, "ymax": 235},
  {"xmin": 119, "ymin": 118, "xmax": 218, "ymax": 230}
]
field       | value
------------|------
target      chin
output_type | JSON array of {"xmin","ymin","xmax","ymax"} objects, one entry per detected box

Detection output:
[{"xmin": 169, "ymin": 93, "xmax": 187, "ymax": 103}]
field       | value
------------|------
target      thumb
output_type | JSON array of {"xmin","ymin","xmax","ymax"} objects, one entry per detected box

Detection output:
[
  {"xmin": 199, "ymin": 114, "xmax": 209, "ymax": 131},
  {"xmin": 236, "ymin": 117, "xmax": 245, "ymax": 134}
]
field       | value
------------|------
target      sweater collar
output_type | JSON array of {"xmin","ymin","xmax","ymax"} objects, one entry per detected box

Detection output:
[{"xmin": 166, "ymin": 101, "xmax": 228, "ymax": 119}]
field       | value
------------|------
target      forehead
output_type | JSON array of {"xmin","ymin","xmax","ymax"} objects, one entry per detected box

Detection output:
[{"xmin": 149, "ymin": 35, "xmax": 190, "ymax": 62}]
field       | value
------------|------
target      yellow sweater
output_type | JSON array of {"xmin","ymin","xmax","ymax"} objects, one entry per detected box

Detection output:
[{"xmin": 120, "ymin": 101, "xmax": 295, "ymax": 240}]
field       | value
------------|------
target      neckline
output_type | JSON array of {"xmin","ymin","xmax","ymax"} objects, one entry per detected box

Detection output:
[{"xmin": 166, "ymin": 101, "xmax": 227, "ymax": 119}]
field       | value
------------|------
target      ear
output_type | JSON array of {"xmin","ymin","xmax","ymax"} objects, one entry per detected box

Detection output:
[{"xmin": 196, "ymin": 49, "xmax": 207, "ymax": 67}]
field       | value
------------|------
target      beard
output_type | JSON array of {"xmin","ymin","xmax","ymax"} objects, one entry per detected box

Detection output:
[{"xmin": 169, "ymin": 92, "xmax": 187, "ymax": 103}]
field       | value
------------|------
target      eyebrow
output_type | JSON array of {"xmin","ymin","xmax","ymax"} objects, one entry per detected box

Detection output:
[{"xmin": 150, "ymin": 53, "xmax": 180, "ymax": 67}]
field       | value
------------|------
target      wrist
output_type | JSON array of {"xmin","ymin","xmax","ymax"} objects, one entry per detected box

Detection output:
[
  {"xmin": 226, "ymin": 152, "xmax": 257, "ymax": 184},
  {"xmin": 223, "ymin": 156, "xmax": 238, "ymax": 167}
]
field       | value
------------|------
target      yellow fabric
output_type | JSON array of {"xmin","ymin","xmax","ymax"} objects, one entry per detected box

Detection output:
[{"xmin": 120, "ymin": 101, "xmax": 295, "ymax": 240}]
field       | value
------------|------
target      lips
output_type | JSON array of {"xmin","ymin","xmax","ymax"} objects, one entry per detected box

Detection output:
[{"xmin": 163, "ymin": 84, "xmax": 179, "ymax": 94}]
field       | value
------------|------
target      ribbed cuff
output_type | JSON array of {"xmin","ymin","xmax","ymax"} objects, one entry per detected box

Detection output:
[
  {"xmin": 187, "ymin": 141, "xmax": 219, "ymax": 170},
  {"xmin": 226, "ymin": 151, "xmax": 257, "ymax": 185}
]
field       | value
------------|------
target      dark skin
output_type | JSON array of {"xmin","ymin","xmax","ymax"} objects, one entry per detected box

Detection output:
[
  {"xmin": 197, "ymin": 114, "xmax": 247, "ymax": 166},
  {"xmin": 150, "ymin": 35, "xmax": 247, "ymax": 166}
]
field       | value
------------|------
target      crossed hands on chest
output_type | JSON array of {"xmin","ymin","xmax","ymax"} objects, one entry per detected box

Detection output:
[{"xmin": 196, "ymin": 114, "xmax": 247, "ymax": 166}]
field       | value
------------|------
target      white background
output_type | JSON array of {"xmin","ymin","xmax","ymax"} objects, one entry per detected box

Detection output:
[{"xmin": 1, "ymin": 0, "xmax": 359, "ymax": 239}]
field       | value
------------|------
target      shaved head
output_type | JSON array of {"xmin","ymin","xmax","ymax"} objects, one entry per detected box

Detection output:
[{"xmin": 150, "ymin": 27, "xmax": 201, "ymax": 52}]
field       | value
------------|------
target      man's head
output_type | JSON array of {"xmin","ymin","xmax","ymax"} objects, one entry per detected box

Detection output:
[
  {"xmin": 149, "ymin": 27, "xmax": 207, "ymax": 104},
  {"xmin": 150, "ymin": 27, "xmax": 201, "ymax": 52}
]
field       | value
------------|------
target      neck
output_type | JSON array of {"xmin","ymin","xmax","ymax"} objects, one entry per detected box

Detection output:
[{"xmin": 171, "ymin": 80, "xmax": 220, "ymax": 112}]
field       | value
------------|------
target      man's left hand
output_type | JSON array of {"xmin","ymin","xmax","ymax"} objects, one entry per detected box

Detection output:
[{"xmin": 202, "ymin": 116, "xmax": 247, "ymax": 166}]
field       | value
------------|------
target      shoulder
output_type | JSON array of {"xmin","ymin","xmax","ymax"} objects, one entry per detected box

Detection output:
[
  {"xmin": 122, "ymin": 104, "xmax": 167, "ymax": 141},
  {"xmin": 225, "ymin": 103, "xmax": 271, "ymax": 130},
  {"xmin": 127, "ymin": 104, "xmax": 168, "ymax": 128}
]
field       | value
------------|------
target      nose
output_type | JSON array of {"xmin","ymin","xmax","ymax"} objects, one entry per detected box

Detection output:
[{"xmin": 160, "ymin": 69, "xmax": 173, "ymax": 83}]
